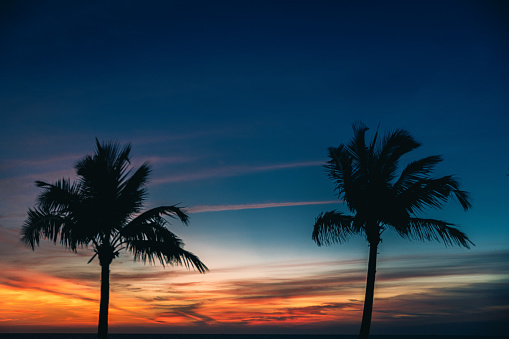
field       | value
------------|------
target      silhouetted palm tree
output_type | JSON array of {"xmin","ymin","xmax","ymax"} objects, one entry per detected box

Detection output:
[
  {"xmin": 313, "ymin": 123, "xmax": 473, "ymax": 339},
  {"xmin": 21, "ymin": 140, "xmax": 208, "ymax": 339}
]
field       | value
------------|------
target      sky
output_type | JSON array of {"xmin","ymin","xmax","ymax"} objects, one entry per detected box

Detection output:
[{"xmin": 0, "ymin": 0, "xmax": 508, "ymax": 335}]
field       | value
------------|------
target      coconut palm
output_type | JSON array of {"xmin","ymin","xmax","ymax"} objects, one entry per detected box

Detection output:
[
  {"xmin": 312, "ymin": 123, "xmax": 473, "ymax": 339},
  {"xmin": 21, "ymin": 139, "xmax": 208, "ymax": 339}
]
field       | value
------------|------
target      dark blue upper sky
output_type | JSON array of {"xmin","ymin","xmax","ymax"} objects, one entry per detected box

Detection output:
[
  {"xmin": 2, "ymin": 0, "xmax": 508, "ymax": 251},
  {"xmin": 2, "ymin": 1, "xmax": 507, "ymax": 134}
]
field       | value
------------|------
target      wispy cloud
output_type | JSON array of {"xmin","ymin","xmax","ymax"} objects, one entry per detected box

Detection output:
[
  {"xmin": 188, "ymin": 200, "xmax": 339, "ymax": 213},
  {"xmin": 1, "ymin": 273, "xmax": 98, "ymax": 304},
  {"xmin": 152, "ymin": 160, "xmax": 323, "ymax": 184},
  {"xmin": 130, "ymin": 155, "xmax": 204, "ymax": 170},
  {"xmin": 369, "ymin": 282, "xmax": 509, "ymax": 335},
  {"xmin": 153, "ymin": 302, "xmax": 218, "ymax": 325},
  {"xmin": 0, "ymin": 154, "xmax": 80, "ymax": 171},
  {"xmin": 130, "ymin": 128, "xmax": 240, "ymax": 146},
  {"xmin": 1, "ymin": 248, "xmax": 507, "ymax": 334},
  {"xmin": 0, "ymin": 169, "xmax": 77, "ymax": 229},
  {"xmin": 0, "ymin": 150, "xmax": 198, "ymax": 175}
]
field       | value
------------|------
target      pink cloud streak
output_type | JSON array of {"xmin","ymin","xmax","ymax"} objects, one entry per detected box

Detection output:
[
  {"xmin": 152, "ymin": 160, "xmax": 324, "ymax": 184},
  {"xmin": 188, "ymin": 200, "xmax": 339, "ymax": 213}
]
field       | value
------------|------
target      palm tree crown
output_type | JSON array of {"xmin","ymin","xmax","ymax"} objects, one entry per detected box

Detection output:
[
  {"xmin": 313, "ymin": 123, "xmax": 473, "ymax": 248},
  {"xmin": 21, "ymin": 139, "xmax": 207, "ymax": 338},
  {"xmin": 22, "ymin": 139, "xmax": 207, "ymax": 271},
  {"xmin": 312, "ymin": 123, "xmax": 473, "ymax": 339}
]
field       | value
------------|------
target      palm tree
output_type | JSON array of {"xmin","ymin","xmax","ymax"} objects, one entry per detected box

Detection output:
[
  {"xmin": 312, "ymin": 123, "xmax": 473, "ymax": 339},
  {"xmin": 21, "ymin": 139, "xmax": 208, "ymax": 339}
]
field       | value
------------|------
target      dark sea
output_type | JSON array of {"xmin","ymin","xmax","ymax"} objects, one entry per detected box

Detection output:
[{"xmin": 0, "ymin": 335, "xmax": 504, "ymax": 339}]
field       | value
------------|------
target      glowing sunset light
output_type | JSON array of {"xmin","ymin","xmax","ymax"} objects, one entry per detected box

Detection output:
[
  {"xmin": 0, "ymin": 273, "xmax": 98, "ymax": 327},
  {"xmin": 1, "ymin": 252, "xmax": 507, "ymax": 332}
]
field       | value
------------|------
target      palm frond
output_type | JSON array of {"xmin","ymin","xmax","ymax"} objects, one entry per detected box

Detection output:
[
  {"xmin": 117, "ymin": 205, "xmax": 190, "ymax": 251},
  {"xmin": 368, "ymin": 123, "xmax": 380, "ymax": 154},
  {"xmin": 35, "ymin": 179, "xmax": 81, "ymax": 211},
  {"xmin": 312, "ymin": 210, "xmax": 357, "ymax": 246},
  {"xmin": 124, "ymin": 224, "xmax": 207, "ymax": 273},
  {"xmin": 112, "ymin": 142, "xmax": 132, "ymax": 178},
  {"xmin": 121, "ymin": 205, "xmax": 189, "ymax": 238},
  {"xmin": 378, "ymin": 129, "xmax": 421, "ymax": 161},
  {"xmin": 346, "ymin": 123, "xmax": 373, "ymax": 192},
  {"xmin": 376, "ymin": 129, "xmax": 421, "ymax": 183},
  {"xmin": 394, "ymin": 218, "xmax": 474, "ymax": 248},
  {"xmin": 393, "ymin": 155, "xmax": 443, "ymax": 192},
  {"xmin": 346, "ymin": 122, "xmax": 369, "ymax": 165},
  {"xmin": 20, "ymin": 208, "xmax": 80, "ymax": 251},
  {"xmin": 452, "ymin": 187, "xmax": 472, "ymax": 211},
  {"xmin": 119, "ymin": 162, "xmax": 150, "ymax": 194},
  {"xmin": 400, "ymin": 175, "xmax": 472, "ymax": 214},
  {"xmin": 92, "ymin": 138, "xmax": 132, "ymax": 174},
  {"xmin": 116, "ymin": 162, "xmax": 151, "ymax": 220},
  {"xmin": 326, "ymin": 145, "xmax": 352, "ymax": 198},
  {"xmin": 75, "ymin": 140, "xmax": 132, "ymax": 199}
]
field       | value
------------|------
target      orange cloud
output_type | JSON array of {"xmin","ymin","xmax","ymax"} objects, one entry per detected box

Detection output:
[{"xmin": 0, "ymin": 251, "xmax": 508, "ymax": 333}]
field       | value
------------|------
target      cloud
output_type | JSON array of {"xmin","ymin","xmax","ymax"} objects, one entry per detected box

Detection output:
[
  {"xmin": 0, "ymin": 225, "xmax": 21, "ymax": 250},
  {"xmin": 188, "ymin": 200, "xmax": 339, "ymax": 213},
  {"xmin": 376, "ymin": 250, "xmax": 509, "ymax": 282},
  {"xmin": 2, "ymin": 277, "xmax": 98, "ymax": 304},
  {"xmin": 109, "ymin": 269, "xmax": 183, "ymax": 282},
  {"xmin": 369, "ymin": 281, "xmax": 509, "ymax": 335},
  {"xmin": 130, "ymin": 128, "xmax": 238, "ymax": 146},
  {"xmin": 125, "ymin": 250, "xmax": 509, "ymax": 331},
  {"xmin": 0, "ymin": 169, "xmax": 77, "ymax": 227},
  {"xmin": 134, "ymin": 155, "xmax": 201, "ymax": 166},
  {"xmin": 218, "ymin": 271, "xmax": 364, "ymax": 302},
  {"xmin": 1, "ymin": 223, "xmax": 507, "ymax": 336},
  {"xmin": 0, "ymin": 154, "xmax": 80, "ymax": 171},
  {"xmin": 287, "ymin": 301, "xmax": 361, "ymax": 316},
  {"xmin": 152, "ymin": 160, "xmax": 323, "ymax": 184},
  {"xmin": 155, "ymin": 303, "xmax": 218, "ymax": 325},
  {"xmin": 0, "ymin": 268, "xmax": 99, "ymax": 308}
]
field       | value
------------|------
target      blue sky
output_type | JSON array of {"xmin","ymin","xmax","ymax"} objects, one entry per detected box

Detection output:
[{"xmin": 0, "ymin": 0, "xmax": 508, "ymax": 335}]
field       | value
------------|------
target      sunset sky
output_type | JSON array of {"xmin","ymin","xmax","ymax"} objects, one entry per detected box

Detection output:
[{"xmin": 1, "ymin": 0, "xmax": 508, "ymax": 335}]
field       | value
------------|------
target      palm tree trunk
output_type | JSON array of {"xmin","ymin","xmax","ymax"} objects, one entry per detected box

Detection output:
[
  {"xmin": 359, "ymin": 241, "xmax": 378, "ymax": 339},
  {"xmin": 98, "ymin": 262, "xmax": 110, "ymax": 339}
]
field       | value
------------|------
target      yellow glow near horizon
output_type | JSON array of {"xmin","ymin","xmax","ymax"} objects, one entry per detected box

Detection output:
[{"xmin": 1, "ymin": 253, "xmax": 508, "ymax": 331}]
